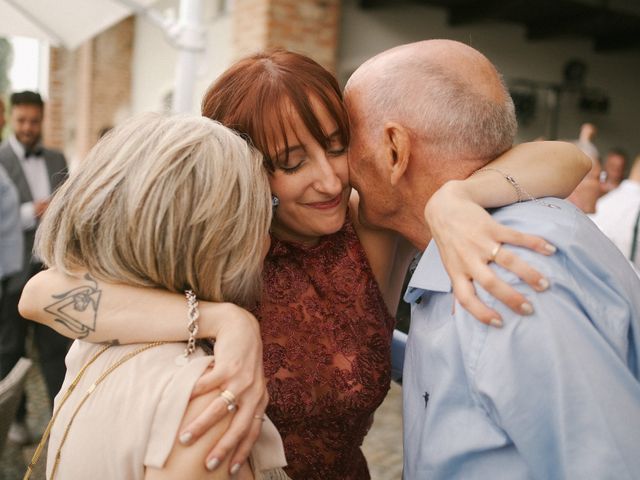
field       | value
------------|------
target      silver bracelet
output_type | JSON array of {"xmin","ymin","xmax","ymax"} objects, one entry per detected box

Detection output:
[
  {"xmin": 471, "ymin": 167, "xmax": 532, "ymax": 203},
  {"xmin": 471, "ymin": 167, "xmax": 560, "ymax": 210},
  {"xmin": 184, "ymin": 290, "xmax": 199, "ymax": 358}
]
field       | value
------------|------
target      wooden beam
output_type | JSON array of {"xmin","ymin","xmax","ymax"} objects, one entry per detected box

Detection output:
[
  {"xmin": 595, "ymin": 33, "xmax": 640, "ymax": 51},
  {"xmin": 448, "ymin": 0, "xmax": 511, "ymax": 26}
]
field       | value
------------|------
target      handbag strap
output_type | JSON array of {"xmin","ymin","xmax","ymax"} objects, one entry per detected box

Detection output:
[{"xmin": 24, "ymin": 342, "xmax": 166, "ymax": 480}]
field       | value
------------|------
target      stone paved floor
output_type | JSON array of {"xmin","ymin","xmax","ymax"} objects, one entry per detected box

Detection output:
[
  {"xmin": 363, "ymin": 382, "xmax": 404, "ymax": 480},
  {"xmin": 0, "ymin": 362, "xmax": 49, "ymax": 480},
  {"xmin": 1, "ymin": 367, "xmax": 404, "ymax": 480}
]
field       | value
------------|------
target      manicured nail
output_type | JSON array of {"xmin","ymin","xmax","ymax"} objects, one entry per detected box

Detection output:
[
  {"xmin": 544, "ymin": 243, "xmax": 557, "ymax": 254},
  {"xmin": 489, "ymin": 318, "xmax": 503, "ymax": 328},
  {"xmin": 230, "ymin": 463, "xmax": 241, "ymax": 475},
  {"xmin": 538, "ymin": 278, "xmax": 550, "ymax": 291},
  {"xmin": 206, "ymin": 458, "xmax": 220, "ymax": 471},
  {"xmin": 179, "ymin": 431, "xmax": 192, "ymax": 444},
  {"xmin": 520, "ymin": 302, "xmax": 534, "ymax": 315}
]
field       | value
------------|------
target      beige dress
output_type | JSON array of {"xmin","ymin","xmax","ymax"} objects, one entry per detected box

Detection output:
[{"xmin": 46, "ymin": 340, "xmax": 287, "ymax": 479}]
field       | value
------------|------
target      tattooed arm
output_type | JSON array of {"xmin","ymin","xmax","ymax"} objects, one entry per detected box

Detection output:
[
  {"xmin": 39, "ymin": 273, "xmax": 103, "ymax": 340},
  {"xmin": 19, "ymin": 269, "xmax": 267, "ymax": 472},
  {"xmin": 19, "ymin": 270, "xmax": 253, "ymax": 344}
]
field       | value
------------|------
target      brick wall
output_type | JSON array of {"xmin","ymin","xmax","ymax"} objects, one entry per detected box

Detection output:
[
  {"xmin": 44, "ymin": 2, "xmax": 342, "ymax": 158},
  {"xmin": 85, "ymin": 17, "xmax": 134, "ymax": 152},
  {"xmin": 45, "ymin": 17, "xmax": 134, "ymax": 162},
  {"xmin": 43, "ymin": 48, "xmax": 69, "ymax": 151},
  {"xmin": 233, "ymin": 0, "xmax": 341, "ymax": 72}
]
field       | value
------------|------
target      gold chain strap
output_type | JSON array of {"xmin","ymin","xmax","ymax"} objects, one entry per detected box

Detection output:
[{"xmin": 24, "ymin": 341, "xmax": 166, "ymax": 480}]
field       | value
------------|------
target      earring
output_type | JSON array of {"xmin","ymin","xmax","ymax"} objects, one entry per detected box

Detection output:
[{"xmin": 271, "ymin": 195, "xmax": 280, "ymax": 214}]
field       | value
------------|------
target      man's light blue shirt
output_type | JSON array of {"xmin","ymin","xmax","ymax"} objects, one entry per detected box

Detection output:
[{"xmin": 403, "ymin": 198, "xmax": 640, "ymax": 480}]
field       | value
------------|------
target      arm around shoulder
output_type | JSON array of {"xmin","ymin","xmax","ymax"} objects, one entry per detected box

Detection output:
[{"xmin": 18, "ymin": 269, "xmax": 249, "ymax": 343}]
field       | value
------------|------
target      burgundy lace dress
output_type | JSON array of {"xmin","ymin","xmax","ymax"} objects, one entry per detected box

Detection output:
[{"xmin": 254, "ymin": 219, "xmax": 395, "ymax": 480}]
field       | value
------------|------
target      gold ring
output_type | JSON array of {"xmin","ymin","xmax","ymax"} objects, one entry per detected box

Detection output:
[
  {"xmin": 253, "ymin": 415, "xmax": 266, "ymax": 422},
  {"xmin": 489, "ymin": 243, "xmax": 502, "ymax": 263},
  {"xmin": 219, "ymin": 390, "xmax": 237, "ymax": 412}
]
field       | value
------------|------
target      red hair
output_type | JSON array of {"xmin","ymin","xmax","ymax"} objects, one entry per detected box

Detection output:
[{"xmin": 201, "ymin": 49, "xmax": 350, "ymax": 172}]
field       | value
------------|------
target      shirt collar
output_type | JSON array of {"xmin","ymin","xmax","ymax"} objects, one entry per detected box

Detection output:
[
  {"xmin": 8, "ymin": 135, "xmax": 43, "ymax": 160},
  {"xmin": 404, "ymin": 240, "xmax": 452, "ymax": 303},
  {"xmin": 619, "ymin": 179, "xmax": 640, "ymax": 193}
]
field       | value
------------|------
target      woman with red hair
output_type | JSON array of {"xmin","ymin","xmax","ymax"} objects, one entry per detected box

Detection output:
[{"xmin": 21, "ymin": 50, "xmax": 589, "ymax": 479}]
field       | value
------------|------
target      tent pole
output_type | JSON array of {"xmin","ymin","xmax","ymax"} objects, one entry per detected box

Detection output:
[
  {"xmin": 114, "ymin": 0, "xmax": 206, "ymax": 113},
  {"xmin": 171, "ymin": 0, "xmax": 205, "ymax": 113}
]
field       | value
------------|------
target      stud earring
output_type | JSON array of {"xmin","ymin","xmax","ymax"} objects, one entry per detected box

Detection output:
[{"xmin": 271, "ymin": 195, "xmax": 280, "ymax": 214}]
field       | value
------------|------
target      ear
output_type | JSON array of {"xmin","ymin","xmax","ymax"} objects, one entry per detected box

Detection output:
[{"xmin": 382, "ymin": 122, "xmax": 411, "ymax": 186}]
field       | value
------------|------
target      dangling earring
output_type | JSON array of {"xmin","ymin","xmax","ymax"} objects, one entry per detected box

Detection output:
[{"xmin": 271, "ymin": 195, "xmax": 280, "ymax": 214}]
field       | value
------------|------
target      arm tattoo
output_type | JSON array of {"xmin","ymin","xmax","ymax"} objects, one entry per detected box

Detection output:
[{"xmin": 44, "ymin": 273, "xmax": 101, "ymax": 339}]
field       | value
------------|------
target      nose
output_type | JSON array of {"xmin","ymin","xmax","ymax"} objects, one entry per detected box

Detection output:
[{"xmin": 312, "ymin": 155, "xmax": 343, "ymax": 196}]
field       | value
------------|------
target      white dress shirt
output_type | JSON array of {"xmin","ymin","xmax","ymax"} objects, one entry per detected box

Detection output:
[
  {"xmin": 590, "ymin": 179, "xmax": 640, "ymax": 269},
  {"xmin": 8, "ymin": 134, "xmax": 52, "ymax": 230}
]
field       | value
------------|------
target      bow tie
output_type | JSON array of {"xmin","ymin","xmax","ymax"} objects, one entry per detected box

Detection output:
[{"xmin": 24, "ymin": 147, "xmax": 44, "ymax": 158}]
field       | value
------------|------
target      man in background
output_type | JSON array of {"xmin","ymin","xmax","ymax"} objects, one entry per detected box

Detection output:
[
  {"xmin": 567, "ymin": 122, "xmax": 604, "ymax": 213},
  {"xmin": 601, "ymin": 147, "xmax": 629, "ymax": 193},
  {"xmin": 591, "ymin": 153, "xmax": 640, "ymax": 270},
  {"xmin": 0, "ymin": 91, "xmax": 69, "ymax": 445}
]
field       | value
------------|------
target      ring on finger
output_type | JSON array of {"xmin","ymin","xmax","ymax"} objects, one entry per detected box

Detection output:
[
  {"xmin": 489, "ymin": 243, "xmax": 502, "ymax": 263},
  {"xmin": 219, "ymin": 389, "xmax": 237, "ymax": 412},
  {"xmin": 253, "ymin": 414, "xmax": 266, "ymax": 422}
]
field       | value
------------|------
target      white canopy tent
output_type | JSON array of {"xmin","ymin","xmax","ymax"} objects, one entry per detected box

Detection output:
[{"xmin": 0, "ymin": 0, "xmax": 205, "ymax": 113}]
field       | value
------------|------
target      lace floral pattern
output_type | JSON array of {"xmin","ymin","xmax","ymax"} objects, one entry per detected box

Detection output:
[{"xmin": 254, "ymin": 220, "xmax": 395, "ymax": 479}]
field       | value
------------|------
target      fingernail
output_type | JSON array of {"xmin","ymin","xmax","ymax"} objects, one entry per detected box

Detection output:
[
  {"xmin": 538, "ymin": 278, "xmax": 550, "ymax": 291},
  {"xmin": 520, "ymin": 302, "xmax": 534, "ymax": 315},
  {"xmin": 544, "ymin": 243, "xmax": 557, "ymax": 254},
  {"xmin": 230, "ymin": 463, "xmax": 241, "ymax": 475},
  {"xmin": 489, "ymin": 318, "xmax": 503, "ymax": 328},
  {"xmin": 206, "ymin": 458, "xmax": 220, "ymax": 471},
  {"xmin": 179, "ymin": 431, "xmax": 192, "ymax": 444}
]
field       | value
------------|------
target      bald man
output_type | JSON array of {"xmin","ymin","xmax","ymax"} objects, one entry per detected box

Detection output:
[{"xmin": 344, "ymin": 40, "xmax": 640, "ymax": 479}]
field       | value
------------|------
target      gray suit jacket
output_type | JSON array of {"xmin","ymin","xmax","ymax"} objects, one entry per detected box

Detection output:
[{"xmin": 0, "ymin": 140, "xmax": 67, "ymax": 290}]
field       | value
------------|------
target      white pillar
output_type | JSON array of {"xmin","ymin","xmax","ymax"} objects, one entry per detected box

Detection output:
[{"xmin": 171, "ymin": 0, "xmax": 205, "ymax": 113}]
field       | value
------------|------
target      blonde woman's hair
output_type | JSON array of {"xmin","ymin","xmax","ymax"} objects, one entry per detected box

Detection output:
[{"xmin": 36, "ymin": 113, "xmax": 271, "ymax": 307}]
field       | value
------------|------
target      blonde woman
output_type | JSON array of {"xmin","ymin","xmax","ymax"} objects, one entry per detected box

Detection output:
[{"xmin": 28, "ymin": 113, "xmax": 287, "ymax": 480}]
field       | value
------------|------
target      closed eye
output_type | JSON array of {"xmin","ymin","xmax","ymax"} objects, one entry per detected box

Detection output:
[{"xmin": 326, "ymin": 130, "xmax": 347, "ymax": 156}]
